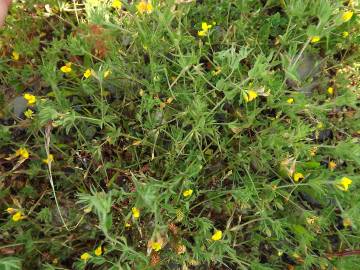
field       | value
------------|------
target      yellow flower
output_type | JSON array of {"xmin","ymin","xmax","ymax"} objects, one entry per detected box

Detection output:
[
  {"xmin": 23, "ymin": 93, "xmax": 36, "ymax": 105},
  {"xmin": 197, "ymin": 30, "xmax": 207, "ymax": 37},
  {"xmin": 343, "ymin": 217, "xmax": 352, "ymax": 228},
  {"xmin": 317, "ymin": 122, "xmax": 324, "ymax": 129},
  {"xmin": 6, "ymin": 208, "xmax": 16, "ymax": 214},
  {"xmin": 43, "ymin": 154, "xmax": 54, "ymax": 164},
  {"xmin": 125, "ymin": 222, "xmax": 131, "ymax": 228},
  {"xmin": 112, "ymin": 0, "xmax": 122, "ymax": 9},
  {"xmin": 212, "ymin": 66, "xmax": 222, "ymax": 76},
  {"xmin": 342, "ymin": 31, "xmax": 349, "ymax": 38},
  {"xmin": 151, "ymin": 242, "xmax": 162, "ymax": 252},
  {"xmin": 327, "ymin": 87, "xmax": 334, "ymax": 95},
  {"xmin": 328, "ymin": 161, "xmax": 337, "ymax": 171},
  {"xmin": 197, "ymin": 22, "xmax": 212, "ymax": 37},
  {"xmin": 309, "ymin": 147, "xmax": 318, "ymax": 157},
  {"xmin": 94, "ymin": 246, "xmax": 102, "ymax": 256},
  {"xmin": 287, "ymin": 98, "xmax": 294, "ymax": 104},
  {"xmin": 12, "ymin": 51, "xmax": 20, "ymax": 61},
  {"xmin": 24, "ymin": 109, "xmax": 34, "ymax": 119},
  {"xmin": 12, "ymin": 211, "xmax": 25, "ymax": 222},
  {"xmin": 136, "ymin": 1, "xmax": 153, "ymax": 14},
  {"xmin": 132, "ymin": 207, "xmax": 140, "ymax": 219},
  {"xmin": 60, "ymin": 62, "xmax": 72, "ymax": 73},
  {"xmin": 83, "ymin": 69, "xmax": 92, "ymax": 78},
  {"xmin": 80, "ymin": 252, "xmax": 91, "ymax": 261},
  {"xmin": 15, "ymin": 148, "xmax": 29, "ymax": 160},
  {"xmin": 341, "ymin": 10, "xmax": 354, "ymax": 22},
  {"xmin": 293, "ymin": 172, "xmax": 304, "ymax": 182},
  {"xmin": 211, "ymin": 230, "xmax": 222, "ymax": 241},
  {"xmin": 183, "ymin": 189, "xmax": 193, "ymax": 197},
  {"xmin": 311, "ymin": 36, "xmax": 321, "ymax": 43},
  {"xmin": 244, "ymin": 90, "xmax": 258, "ymax": 102},
  {"xmin": 201, "ymin": 22, "xmax": 212, "ymax": 31},
  {"xmin": 104, "ymin": 70, "xmax": 111, "ymax": 78},
  {"xmin": 336, "ymin": 177, "xmax": 352, "ymax": 191}
]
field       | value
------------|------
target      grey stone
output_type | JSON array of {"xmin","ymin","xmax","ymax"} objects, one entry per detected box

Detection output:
[{"xmin": 12, "ymin": 96, "xmax": 28, "ymax": 118}]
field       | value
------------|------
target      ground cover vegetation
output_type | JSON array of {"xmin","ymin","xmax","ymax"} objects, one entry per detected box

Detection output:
[{"xmin": 0, "ymin": 0, "xmax": 360, "ymax": 269}]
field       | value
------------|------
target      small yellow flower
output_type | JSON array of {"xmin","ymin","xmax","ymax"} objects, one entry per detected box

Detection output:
[
  {"xmin": 43, "ymin": 154, "xmax": 54, "ymax": 165},
  {"xmin": 136, "ymin": 1, "xmax": 153, "ymax": 14},
  {"xmin": 327, "ymin": 87, "xmax": 334, "ymax": 95},
  {"xmin": 197, "ymin": 22, "xmax": 212, "ymax": 37},
  {"xmin": 83, "ymin": 69, "xmax": 92, "ymax": 79},
  {"xmin": 342, "ymin": 31, "xmax": 349, "ymax": 38},
  {"xmin": 309, "ymin": 147, "xmax": 318, "ymax": 157},
  {"xmin": 60, "ymin": 62, "xmax": 72, "ymax": 73},
  {"xmin": 287, "ymin": 98, "xmax": 294, "ymax": 104},
  {"xmin": 15, "ymin": 148, "xmax": 29, "ymax": 160},
  {"xmin": 80, "ymin": 252, "xmax": 91, "ymax": 261},
  {"xmin": 12, "ymin": 51, "xmax": 20, "ymax": 61},
  {"xmin": 211, "ymin": 230, "xmax": 222, "ymax": 241},
  {"xmin": 12, "ymin": 211, "xmax": 25, "ymax": 222},
  {"xmin": 343, "ymin": 217, "xmax": 352, "ymax": 228},
  {"xmin": 112, "ymin": 0, "xmax": 122, "ymax": 9},
  {"xmin": 341, "ymin": 10, "xmax": 354, "ymax": 22},
  {"xmin": 328, "ymin": 161, "xmax": 337, "ymax": 171},
  {"xmin": 212, "ymin": 66, "xmax": 222, "ymax": 76},
  {"xmin": 104, "ymin": 70, "xmax": 111, "ymax": 78},
  {"xmin": 125, "ymin": 222, "xmax": 131, "ymax": 228},
  {"xmin": 336, "ymin": 177, "xmax": 352, "ymax": 191},
  {"xmin": 132, "ymin": 207, "xmax": 140, "ymax": 219},
  {"xmin": 151, "ymin": 241, "xmax": 162, "ymax": 252},
  {"xmin": 94, "ymin": 246, "xmax": 102, "ymax": 256},
  {"xmin": 293, "ymin": 172, "xmax": 304, "ymax": 182},
  {"xmin": 6, "ymin": 208, "xmax": 16, "ymax": 214},
  {"xmin": 311, "ymin": 36, "xmax": 321, "ymax": 43},
  {"xmin": 23, "ymin": 93, "xmax": 36, "ymax": 105},
  {"xmin": 244, "ymin": 90, "xmax": 258, "ymax": 102},
  {"xmin": 183, "ymin": 189, "xmax": 193, "ymax": 197},
  {"xmin": 24, "ymin": 109, "xmax": 34, "ymax": 119},
  {"xmin": 197, "ymin": 30, "xmax": 207, "ymax": 37},
  {"xmin": 317, "ymin": 122, "xmax": 324, "ymax": 129}
]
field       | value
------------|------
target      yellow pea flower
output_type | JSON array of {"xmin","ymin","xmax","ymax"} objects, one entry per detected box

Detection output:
[
  {"xmin": 83, "ymin": 69, "xmax": 92, "ymax": 78},
  {"xmin": 183, "ymin": 189, "xmax": 193, "ymax": 197},
  {"xmin": 12, "ymin": 211, "xmax": 25, "ymax": 222},
  {"xmin": 23, "ymin": 93, "xmax": 36, "ymax": 105},
  {"xmin": 43, "ymin": 154, "xmax": 54, "ymax": 165},
  {"xmin": 15, "ymin": 148, "xmax": 29, "ymax": 160},
  {"xmin": 125, "ymin": 222, "xmax": 131, "ymax": 228},
  {"xmin": 342, "ymin": 31, "xmax": 349, "ymax": 38},
  {"xmin": 80, "ymin": 252, "xmax": 91, "ymax": 261},
  {"xmin": 197, "ymin": 22, "xmax": 212, "ymax": 37},
  {"xmin": 327, "ymin": 87, "xmax": 334, "ymax": 95},
  {"xmin": 12, "ymin": 51, "xmax": 20, "ymax": 61},
  {"xmin": 151, "ymin": 242, "xmax": 162, "ymax": 252},
  {"xmin": 293, "ymin": 172, "xmax": 304, "ymax": 182},
  {"xmin": 136, "ymin": 1, "xmax": 153, "ymax": 14},
  {"xmin": 341, "ymin": 10, "xmax": 353, "ymax": 22},
  {"xmin": 336, "ymin": 177, "xmax": 352, "ymax": 191},
  {"xmin": 104, "ymin": 70, "xmax": 111, "ymax": 78},
  {"xmin": 94, "ymin": 246, "xmax": 102, "ymax": 256},
  {"xmin": 132, "ymin": 207, "xmax": 140, "ymax": 219},
  {"xmin": 60, "ymin": 62, "xmax": 72, "ymax": 73},
  {"xmin": 311, "ymin": 36, "xmax": 321, "ymax": 43},
  {"xmin": 6, "ymin": 208, "xmax": 16, "ymax": 214},
  {"xmin": 24, "ymin": 109, "xmax": 34, "ymax": 119},
  {"xmin": 328, "ymin": 161, "xmax": 337, "ymax": 171},
  {"xmin": 112, "ymin": 0, "xmax": 122, "ymax": 9},
  {"xmin": 244, "ymin": 90, "xmax": 258, "ymax": 102},
  {"xmin": 287, "ymin": 98, "xmax": 294, "ymax": 104},
  {"xmin": 211, "ymin": 230, "xmax": 222, "ymax": 241}
]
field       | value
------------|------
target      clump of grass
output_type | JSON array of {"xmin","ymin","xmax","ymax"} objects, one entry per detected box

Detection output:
[{"xmin": 0, "ymin": 0, "xmax": 360, "ymax": 269}]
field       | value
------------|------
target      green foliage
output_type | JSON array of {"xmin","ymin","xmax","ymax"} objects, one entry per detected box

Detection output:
[{"xmin": 0, "ymin": 0, "xmax": 360, "ymax": 269}]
